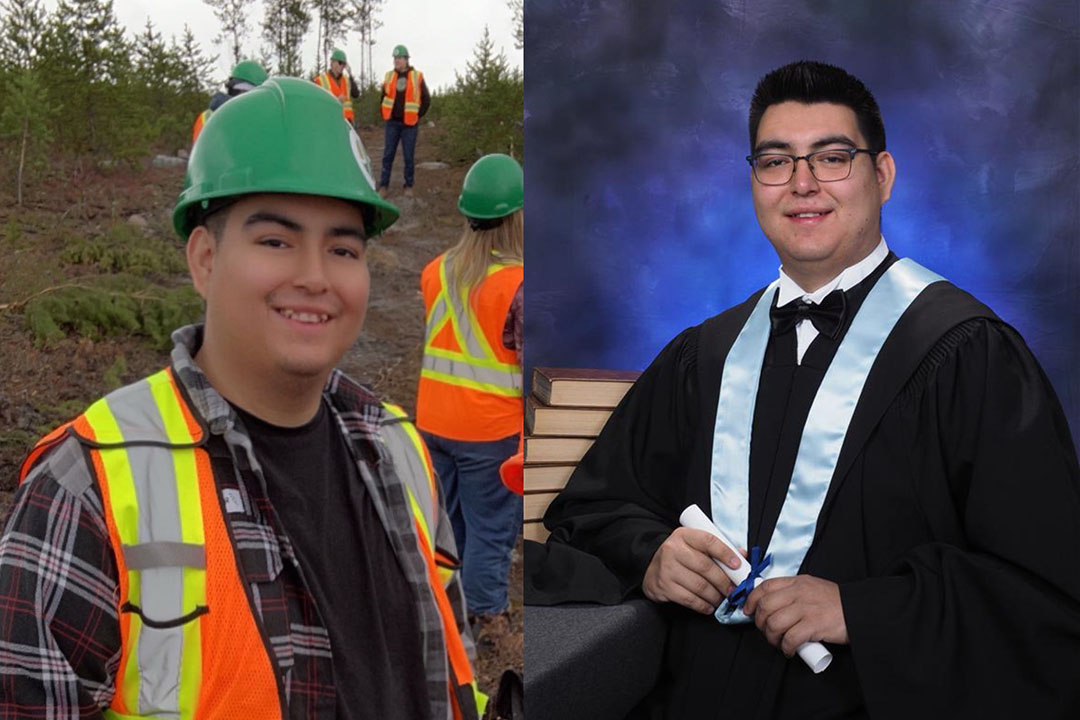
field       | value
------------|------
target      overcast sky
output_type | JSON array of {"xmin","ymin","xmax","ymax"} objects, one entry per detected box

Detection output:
[{"xmin": 37, "ymin": 0, "xmax": 522, "ymax": 91}]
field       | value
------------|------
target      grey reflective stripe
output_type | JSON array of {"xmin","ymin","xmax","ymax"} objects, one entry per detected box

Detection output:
[
  {"xmin": 123, "ymin": 542, "xmax": 205, "ymax": 570},
  {"xmin": 101, "ymin": 378, "xmax": 173, "ymax": 444},
  {"xmin": 382, "ymin": 422, "xmax": 435, "ymax": 534},
  {"xmin": 439, "ymin": 257, "xmax": 498, "ymax": 359},
  {"xmin": 420, "ymin": 353, "xmax": 522, "ymax": 393},
  {"xmin": 103, "ymin": 386, "xmax": 193, "ymax": 716}
]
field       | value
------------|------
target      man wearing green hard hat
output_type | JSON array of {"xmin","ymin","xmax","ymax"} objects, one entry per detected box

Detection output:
[
  {"xmin": 191, "ymin": 59, "xmax": 268, "ymax": 143},
  {"xmin": 379, "ymin": 43, "xmax": 431, "ymax": 198},
  {"xmin": 0, "ymin": 77, "xmax": 487, "ymax": 720},
  {"xmin": 315, "ymin": 47, "xmax": 360, "ymax": 124},
  {"xmin": 416, "ymin": 154, "xmax": 524, "ymax": 654}
]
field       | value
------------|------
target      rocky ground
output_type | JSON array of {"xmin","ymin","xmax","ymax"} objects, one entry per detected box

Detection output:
[{"xmin": 0, "ymin": 123, "xmax": 521, "ymax": 697}]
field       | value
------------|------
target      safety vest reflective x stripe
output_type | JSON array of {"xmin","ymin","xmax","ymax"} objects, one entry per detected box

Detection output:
[
  {"xmin": 317, "ymin": 71, "xmax": 354, "ymax": 116},
  {"xmin": 74, "ymin": 368, "xmax": 281, "ymax": 719},
  {"xmin": 382, "ymin": 403, "xmax": 487, "ymax": 719},
  {"xmin": 381, "ymin": 69, "xmax": 422, "ymax": 124},
  {"xmin": 421, "ymin": 257, "xmax": 523, "ymax": 398}
]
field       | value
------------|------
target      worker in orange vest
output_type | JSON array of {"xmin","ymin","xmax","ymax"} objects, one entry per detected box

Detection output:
[
  {"xmin": 1, "ymin": 78, "xmax": 486, "ymax": 720},
  {"xmin": 314, "ymin": 47, "xmax": 359, "ymax": 124},
  {"xmin": 191, "ymin": 59, "xmax": 268, "ymax": 144},
  {"xmin": 378, "ymin": 44, "xmax": 430, "ymax": 198},
  {"xmin": 416, "ymin": 154, "xmax": 523, "ymax": 649}
]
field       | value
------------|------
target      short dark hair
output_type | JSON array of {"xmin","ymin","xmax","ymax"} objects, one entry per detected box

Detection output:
[{"xmin": 748, "ymin": 61, "xmax": 886, "ymax": 153}]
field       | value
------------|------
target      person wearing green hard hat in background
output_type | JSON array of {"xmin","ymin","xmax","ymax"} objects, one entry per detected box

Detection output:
[
  {"xmin": 378, "ymin": 44, "xmax": 431, "ymax": 198},
  {"xmin": 192, "ymin": 59, "xmax": 268, "ymax": 143},
  {"xmin": 0, "ymin": 77, "xmax": 488, "ymax": 720},
  {"xmin": 314, "ymin": 47, "xmax": 360, "ymax": 125},
  {"xmin": 415, "ymin": 154, "xmax": 524, "ymax": 656}
]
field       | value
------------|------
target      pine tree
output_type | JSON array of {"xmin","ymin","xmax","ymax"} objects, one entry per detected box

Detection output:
[
  {"xmin": 0, "ymin": 67, "xmax": 53, "ymax": 204},
  {"xmin": 262, "ymin": 0, "xmax": 310, "ymax": 77},
  {"xmin": 203, "ymin": 0, "xmax": 251, "ymax": 66},
  {"xmin": 39, "ymin": 0, "xmax": 134, "ymax": 155},
  {"xmin": 0, "ymin": 0, "xmax": 46, "ymax": 69},
  {"xmin": 508, "ymin": 0, "xmax": 523, "ymax": 50},
  {"xmin": 309, "ymin": 0, "xmax": 347, "ymax": 75},
  {"xmin": 344, "ymin": 0, "xmax": 383, "ymax": 88},
  {"xmin": 438, "ymin": 26, "xmax": 523, "ymax": 161},
  {"xmin": 176, "ymin": 25, "xmax": 218, "ymax": 96},
  {"xmin": 457, "ymin": 26, "xmax": 512, "ymax": 92}
]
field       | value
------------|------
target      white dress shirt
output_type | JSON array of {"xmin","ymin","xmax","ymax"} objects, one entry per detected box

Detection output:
[{"xmin": 776, "ymin": 237, "xmax": 889, "ymax": 364}]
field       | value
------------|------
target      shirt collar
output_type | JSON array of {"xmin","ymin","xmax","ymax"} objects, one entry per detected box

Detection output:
[
  {"xmin": 776, "ymin": 236, "xmax": 889, "ymax": 307},
  {"xmin": 169, "ymin": 324, "xmax": 386, "ymax": 439}
]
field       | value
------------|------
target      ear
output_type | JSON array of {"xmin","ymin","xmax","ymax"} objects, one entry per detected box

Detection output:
[
  {"xmin": 875, "ymin": 151, "xmax": 896, "ymax": 206},
  {"xmin": 187, "ymin": 226, "xmax": 216, "ymax": 299}
]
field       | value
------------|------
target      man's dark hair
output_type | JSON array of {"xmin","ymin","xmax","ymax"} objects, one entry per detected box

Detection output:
[{"xmin": 748, "ymin": 61, "xmax": 886, "ymax": 153}]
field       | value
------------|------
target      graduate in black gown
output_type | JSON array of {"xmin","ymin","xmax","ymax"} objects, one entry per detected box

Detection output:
[{"xmin": 525, "ymin": 61, "xmax": 1080, "ymax": 719}]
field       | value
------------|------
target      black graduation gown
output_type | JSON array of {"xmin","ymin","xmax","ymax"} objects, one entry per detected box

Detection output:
[{"xmin": 525, "ymin": 256, "xmax": 1080, "ymax": 719}]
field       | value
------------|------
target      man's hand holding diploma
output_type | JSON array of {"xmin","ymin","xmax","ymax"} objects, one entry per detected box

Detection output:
[
  {"xmin": 642, "ymin": 528, "xmax": 744, "ymax": 615},
  {"xmin": 744, "ymin": 576, "xmax": 849, "ymax": 659}
]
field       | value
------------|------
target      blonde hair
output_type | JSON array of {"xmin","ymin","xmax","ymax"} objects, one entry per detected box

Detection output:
[{"xmin": 445, "ymin": 210, "xmax": 523, "ymax": 294}]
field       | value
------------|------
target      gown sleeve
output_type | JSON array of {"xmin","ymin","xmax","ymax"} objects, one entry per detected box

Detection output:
[
  {"xmin": 524, "ymin": 327, "xmax": 703, "ymax": 605},
  {"xmin": 840, "ymin": 319, "xmax": 1080, "ymax": 718}
]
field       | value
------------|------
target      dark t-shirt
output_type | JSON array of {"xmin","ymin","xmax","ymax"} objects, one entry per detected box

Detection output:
[{"xmin": 235, "ymin": 400, "xmax": 431, "ymax": 720}]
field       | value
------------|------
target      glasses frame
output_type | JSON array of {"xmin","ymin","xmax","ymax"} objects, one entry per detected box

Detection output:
[{"xmin": 745, "ymin": 148, "xmax": 879, "ymax": 186}]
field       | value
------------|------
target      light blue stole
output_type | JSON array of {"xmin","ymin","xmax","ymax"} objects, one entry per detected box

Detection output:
[{"xmin": 710, "ymin": 258, "xmax": 944, "ymax": 624}]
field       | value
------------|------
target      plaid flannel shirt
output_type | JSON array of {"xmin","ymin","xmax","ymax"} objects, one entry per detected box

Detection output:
[{"xmin": 0, "ymin": 325, "xmax": 461, "ymax": 719}]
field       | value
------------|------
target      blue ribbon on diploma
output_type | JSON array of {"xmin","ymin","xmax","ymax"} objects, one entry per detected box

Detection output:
[{"xmin": 724, "ymin": 546, "xmax": 772, "ymax": 613}]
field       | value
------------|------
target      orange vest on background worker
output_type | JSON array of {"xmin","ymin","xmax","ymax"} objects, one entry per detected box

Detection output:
[
  {"xmin": 191, "ymin": 109, "xmax": 212, "ymax": 143},
  {"xmin": 315, "ymin": 71, "xmax": 355, "ymax": 122},
  {"xmin": 381, "ymin": 68, "xmax": 423, "ymax": 126},
  {"xmin": 416, "ymin": 255, "xmax": 523, "ymax": 442}
]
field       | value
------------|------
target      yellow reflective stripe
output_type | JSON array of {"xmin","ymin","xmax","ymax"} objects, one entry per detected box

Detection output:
[
  {"xmin": 406, "ymin": 488, "xmax": 432, "ymax": 555},
  {"xmin": 420, "ymin": 368, "xmax": 522, "ymax": 398},
  {"xmin": 424, "ymin": 345, "xmax": 519, "ymax": 373},
  {"xmin": 83, "ymin": 400, "xmax": 143, "ymax": 714},
  {"xmin": 474, "ymin": 684, "xmax": 489, "ymax": 717},
  {"xmin": 437, "ymin": 258, "xmax": 475, "ymax": 360}
]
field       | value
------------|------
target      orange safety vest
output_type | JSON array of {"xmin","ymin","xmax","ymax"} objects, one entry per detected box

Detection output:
[
  {"xmin": 315, "ymin": 71, "xmax": 355, "ymax": 122},
  {"xmin": 191, "ymin": 108, "xmax": 212, "ymax": 143},
  {"xmin": 416, "ymin": 253, "xmax": 523, "ymax": 441},
  {"xmin": 381, "ymin": 68, "xmax": 423, "ymax": 126},
  {"xmin": 19, "ymin": 368, "xmax": 485, "ymax": 720}
]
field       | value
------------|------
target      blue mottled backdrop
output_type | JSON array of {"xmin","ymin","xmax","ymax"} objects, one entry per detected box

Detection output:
[{"xmin": 524, "ymin": 0, "xmax": 1080, "ymax": 445}]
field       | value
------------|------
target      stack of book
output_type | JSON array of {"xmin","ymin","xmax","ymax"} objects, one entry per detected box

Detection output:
[{"xmin": 523, "ymin": 367, "xmax": 640, "ymax": 542}]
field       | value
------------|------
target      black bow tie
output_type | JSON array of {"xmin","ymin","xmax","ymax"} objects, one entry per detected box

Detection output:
[{"xmin": 769, "ymin": 288, "xmax": 847, "ymax": 339}]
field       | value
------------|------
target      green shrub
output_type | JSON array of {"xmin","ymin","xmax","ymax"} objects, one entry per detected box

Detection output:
[
  {"xmin": 24, "ymin": 277, "xmax": 202, "ymax": 349},
  {"xmin": 61, "ymin": 223, "xmax": 187, "ymax": 275}
]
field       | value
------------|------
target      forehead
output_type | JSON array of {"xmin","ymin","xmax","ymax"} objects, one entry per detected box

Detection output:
[
  {"xmin": 756, "ymin": 102, "xmax": 865, "ymax": 149},
  {"xmin": 228, "ymin": 193, "xmax": 367, "ymax": 229}
]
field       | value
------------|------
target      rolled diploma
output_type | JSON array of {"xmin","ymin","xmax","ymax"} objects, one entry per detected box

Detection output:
[{"xmin": 679, "ymin": 504, "xmax": 833, "ymax": 674}]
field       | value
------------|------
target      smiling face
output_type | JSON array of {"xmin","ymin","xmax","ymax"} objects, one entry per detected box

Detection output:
[
  {"xmin": 751, "ymin": 101, "xmax": 895, "ymax": 291},
  {"xmin": 188, "ymin": 193, "xmax": 370, "ymax": 386}
]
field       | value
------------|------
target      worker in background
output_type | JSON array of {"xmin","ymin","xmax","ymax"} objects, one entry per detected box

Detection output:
[
  {"xmin": 1, "ymin": 78, "xmax": 486, "ymax": 720},
  {"xmin": 191, "ymin": 59, "xmax": 268, "ymax": 143},
  {"xmin": 378, "ymin": 44, "xmax": 430, "ymax": 198},
  {"xmin": 314, "ymin": 47, "xmax": 360, "ymax": 124},
  {"xmin": 416, "ymin": 154, "xmax": 524, "ymax": 653}
]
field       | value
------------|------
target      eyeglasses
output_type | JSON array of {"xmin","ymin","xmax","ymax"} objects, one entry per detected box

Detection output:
[{"xmin": 745, "ymin": 148, "xmax": 878, "ymax": 185}]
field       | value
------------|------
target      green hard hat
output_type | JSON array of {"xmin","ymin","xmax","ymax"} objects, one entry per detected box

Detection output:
[
  {"xmin": 173, "ymin": 77, "xmax": 398, "ymax": 239},
  {"xmin": 229, "ymin": 60, "xmax": 268, "ymax": 86},
  {"xmin": 458, "ymin": 154, "xmax": 524, "ymax": 220},
  {"xmin": 393, "ymin": 44, "xmax": 409, "ymax": 58},
  {"xmin": 330, "ymin": 48, "xmax": 346, "ymax": 63}
]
